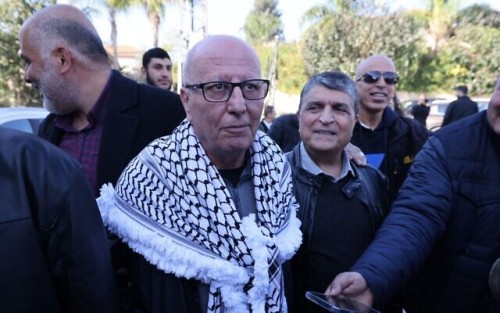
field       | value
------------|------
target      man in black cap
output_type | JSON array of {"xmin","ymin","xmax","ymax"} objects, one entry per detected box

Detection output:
[{"xmin": 441, "ymin": 85, "xmax": 478, "ymax": 127}]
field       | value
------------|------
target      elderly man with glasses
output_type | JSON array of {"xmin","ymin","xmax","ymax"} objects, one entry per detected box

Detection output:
[
  {"xmin": 98, "ymin": 35, "xmax": 302, "ymax": 313},
  {"xmin": 350, "ymin": 55, "xmax": 429, "ymax": 195}
]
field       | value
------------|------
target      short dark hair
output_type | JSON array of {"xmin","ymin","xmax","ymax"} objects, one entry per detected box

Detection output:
[
  {"xmin": 142, "ymin": 47, "xmax": 171, "ymax": 68},
  {"xmin": 454, "ymin": 85, "xmax": 468, "ymax": 94},
  {"xmin": 299, "ymin": 71, "xmax": 359, "ymax": 114},
  {"xmin": 263, "ymin": 105, "xmax": 275, "ymax": 117}
]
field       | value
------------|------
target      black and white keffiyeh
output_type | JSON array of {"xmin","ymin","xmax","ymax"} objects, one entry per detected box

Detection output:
[{"xmin": 98, "ymin": 120, "xmax": 302, "ymax": 312}]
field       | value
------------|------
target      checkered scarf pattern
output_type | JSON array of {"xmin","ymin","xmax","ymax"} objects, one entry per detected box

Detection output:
[{"xmin": 98, "ymin": 120, "xmax": 302, "ymax": 312}]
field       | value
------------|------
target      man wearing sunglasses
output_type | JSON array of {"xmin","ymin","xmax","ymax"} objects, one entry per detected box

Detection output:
[{"xmin": 350, "ymin": 55, "xmax": 429, "ymax": 195}]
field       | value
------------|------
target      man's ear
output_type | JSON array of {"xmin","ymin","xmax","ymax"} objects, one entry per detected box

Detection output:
[
  {"xmin": 140, "ymin": 67, "xmax": 147, "ymax": 78},
  {"xmin": 53, "ymin": 47, "xmax": 72, "ymax": 74},
  {"xmin": 180, "ymin": 88, "xmax": 191, "ymax": 121}
]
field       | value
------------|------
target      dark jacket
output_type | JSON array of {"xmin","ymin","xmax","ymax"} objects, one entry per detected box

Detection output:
[
  {"xmin": 37, "ymin": 70, "xmax": 186, "ymax": 312},
  {"xmin": 0, "ymin": 128, "xmax": 117, "ymax": 312},
  {"xmin": 411, "ymin": 103, "xmax": 430, "ymax": 126},
  {"xmin": 441, "ymin": 96, "xmax": 478, "ymax": 127},
  {"xmin": 258, "ymin": 120, "xmax": 270, "ymax": 133},
  {"xmin": 352, "ymin": 112, "xmax": 500, "ymax": 313},
  {"xmin": 38, "ymin": 70, "xmax": 186, "ymax": 193},
  {"xmin": 285, "ymin": 144, "xmax": 393, "ymax": 312},
  {"xmin": 268, "ymin": 113, "xmax": 300, "ymax": 152},
  {"xmin": 351, "ymin": 107, "xmax": 430, "ymax": 195}
]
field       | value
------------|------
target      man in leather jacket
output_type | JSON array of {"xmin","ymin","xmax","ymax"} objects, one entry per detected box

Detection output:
[
  {"xmin": 285, "ymin": 71, "xmax": 392, "ymax": 313},
  {"xmin": 0, "ymin": 127, "xmax": 117, "ymax": 312}
]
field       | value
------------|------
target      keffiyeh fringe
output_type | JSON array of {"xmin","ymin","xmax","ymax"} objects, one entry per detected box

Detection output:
[{"xmin": 98, "ymin": 120, "xmax": 301, "ymax": 312}]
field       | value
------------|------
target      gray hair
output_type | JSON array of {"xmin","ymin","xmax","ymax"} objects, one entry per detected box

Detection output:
[
  {"xmin": 29, "ymin": 18, "xmax": 108, "ymax": 66},
  {"xmin": 299, "ymin": 71, "xmax": 359, "ymax": 114}
]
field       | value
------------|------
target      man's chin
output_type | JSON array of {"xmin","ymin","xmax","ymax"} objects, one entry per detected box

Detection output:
[{"xmin": 43, "ymin": 101, "xmax": 70, "ymax": 115}]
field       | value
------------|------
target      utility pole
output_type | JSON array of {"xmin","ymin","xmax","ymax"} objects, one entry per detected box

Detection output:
[{"xmin": 266, "ymin": 35, "xmax": 279, "ymax": 107}]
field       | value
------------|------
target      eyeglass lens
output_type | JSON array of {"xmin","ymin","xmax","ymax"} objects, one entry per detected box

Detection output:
[
  {"xmin": 203, "ymin": 80, "xmax": 268, "ymax": 101},
  {"xmin": 361, "ymin": 71, "xmax": 399, "ymax": 85}
]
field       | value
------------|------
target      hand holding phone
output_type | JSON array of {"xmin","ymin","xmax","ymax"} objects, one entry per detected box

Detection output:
[{"xmin": 305, "ymin": 291, "xmax": 380, "ymax": 313}]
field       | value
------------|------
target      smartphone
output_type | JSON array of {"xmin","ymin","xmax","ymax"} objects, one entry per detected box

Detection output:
[{"xmin": 305, "ymin": 291, "xmax": 380, "ymax": 313}]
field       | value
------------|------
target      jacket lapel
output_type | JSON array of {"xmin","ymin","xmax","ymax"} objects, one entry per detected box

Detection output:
[{"xmin": 97, "ymin": 71, "xmax": 139, "ymax": 187}]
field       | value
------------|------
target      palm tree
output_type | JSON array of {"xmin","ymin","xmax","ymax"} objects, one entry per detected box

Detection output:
[
  {"xmin": 134, "ymin": 0, "xmax": 166, "ymax": 47},
  {"xmin": 131, "ymin": 0, "xmax": 181, "ymax": 47},
  {"xmin": 76, "ymin": 0, "xmax": 133, "ymax": 69},
  {"xmin": 425, "ymin": 0, "xmax": 459, "ymax": 54}
]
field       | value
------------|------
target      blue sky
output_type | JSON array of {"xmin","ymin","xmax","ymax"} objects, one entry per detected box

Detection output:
[{"xmin": 61, "ymin": 0, "xmax": 499, "ymax": 50}]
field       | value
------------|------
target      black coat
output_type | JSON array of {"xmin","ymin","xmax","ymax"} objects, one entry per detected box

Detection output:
[
  {"xmin": 285, "ymin": 144, "xmax": 393, "ymax": 313},
  {"xmin": 268, "ymin": 113, "xmax": 300, "ymax": 152},
  {"xmin": 442, "ymin": 96, "xmax": 478, "ymax": 127},
  {"xmin": 37, "ymin": 70, "xmax": 186, "ymax": 312},
  {"xmin": 353, "ymin": 112, "xmax": 500, "ymax": 312},
  {"xmin": 351, "ymin": 107, "xmax": 430, "ymax": 195},
  {"xmin": 0, "ymin": 128, "xmax": 117, "ymax": 312},
  {"xmin": 38, "ymin": 70, "xmax": 186, "ymax": 193}
]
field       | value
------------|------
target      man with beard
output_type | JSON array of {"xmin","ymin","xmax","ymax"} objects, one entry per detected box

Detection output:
[
  {"xmin": 18, "ymin": 4, "xmax": 186, "ymax": 311},
  {"xmin": 141, "ymin": 47, "xmax": 173, "ymax": 91},
  {"xmin": 350, "ymin": 55, "xmax": 429, "ymax": 195}
]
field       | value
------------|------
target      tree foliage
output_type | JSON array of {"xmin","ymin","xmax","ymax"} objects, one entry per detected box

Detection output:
[
  {"xmin": 456, "ymin": 4, "xmax": 500, "ymax": 28},
  {"xmin": 300, "ymin": 0, "xmax": 422, "ymax": 92},
  {"xmin": 0, "ymin": 0, "xmax": 55, "ymax": 107},
  {"xmin": 432, "ymin": 25, "xmax": 500, "ymax": 95},
  {"xmin": 244, "ymin": 0, "xmax": 283, "ymax": 45},
  {"xmin": 255, "ymin": 42, "xmax": 307, "ymax": 95},
  {"xmin": 299, "ymin": 0, "xmax": 500, "ymax": 96}
]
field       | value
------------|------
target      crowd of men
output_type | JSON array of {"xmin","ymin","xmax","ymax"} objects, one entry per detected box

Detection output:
[{"xmin": 1, "ymin": 3, "xmax": 499, "ymax": 313}]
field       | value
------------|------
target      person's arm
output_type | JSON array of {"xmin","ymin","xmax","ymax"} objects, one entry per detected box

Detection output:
[
  {"xmin": 441, "ymin": 101, "xmax": 455, "ymax": 126},
  {"xmin": 326, "ymin": 136, "xmax": 453, "ymax": 306},
  {"xmin": 50, "ymin": 171, "xmax": 118, "ymax": 312}
]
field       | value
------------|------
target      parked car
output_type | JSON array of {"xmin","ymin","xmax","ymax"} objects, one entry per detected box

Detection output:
[
  {"xmin": 0, "ymin": 107, "xmax": 49, "ymax": 134},
  {"xmin": 406, "ymin": 97, "xmax": 490, "ymax": 131}
]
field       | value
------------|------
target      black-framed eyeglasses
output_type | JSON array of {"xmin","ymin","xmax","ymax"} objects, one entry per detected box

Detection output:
[
  {"xmin": 356, "ymin": 71, "xmax": 399, "ymax": 85},
  {"xmin": 184, "ymin": 79, "xmax": 270, "ymax": 102}
]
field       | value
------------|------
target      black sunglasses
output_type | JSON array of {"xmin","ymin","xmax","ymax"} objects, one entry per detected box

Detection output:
[{"xmin": 356, "ymin": 71, "xmax": 399, "ymax": 85}]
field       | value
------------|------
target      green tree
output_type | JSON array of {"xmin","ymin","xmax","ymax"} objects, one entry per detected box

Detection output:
[
  {"xmin": 244, "ymin": 0, "xmax": 283, "ymax": 45},
  {"xmin": 255, "ymin": 42, "xmax": 307, "ymax": 95},
  {"xmin": 76, "ymin": 0, "xmax": 133, "ymax": 69},
  {"xmin": 432, "ymin": 23, "xmax": 500, "ymax": 95},
  {"xmin": 423, "ymin": 0, "xmax": 459, "ymax": 55},
  {"xmin": 456, "ymin": 4, "xmax": 500, "ymax": 28},
  {"xmin": 300, "ymin": 0, "xmax": 422, "ymax": 92},
  {"xmin": 133, "ymin": 0, "xmax": 172, "ymax": 47},
  {"xmin": 0, "ymin": 0, "xmax": 55, "ymax": 107},
  {"xmin": 409, "ymin": 3, "xmax": 500, "ymax": 95}
]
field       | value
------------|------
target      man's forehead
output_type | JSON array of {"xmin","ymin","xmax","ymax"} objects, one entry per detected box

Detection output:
[
  {"xmin": 357, "ymin": 56, "xmax": 396, "ymax": 75},
  {"xmin": 150, "ymin": 57, "xmax": 171, "ymax": 65},
  {"xmin": 193, "ymin": 55, "xmax": 260, "ymax": 76}
]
